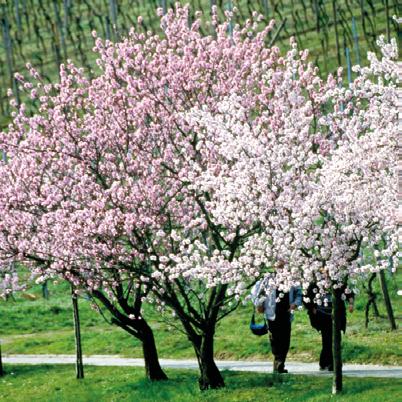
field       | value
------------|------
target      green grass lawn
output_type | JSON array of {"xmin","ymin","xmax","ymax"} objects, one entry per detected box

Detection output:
[
  {"xmin": 1, "ymin": 365, "xmax": 401, "ymax": 402},
  {"xmin": 1, "ymin": 273, "xmax": 401, "ymax": 365}
]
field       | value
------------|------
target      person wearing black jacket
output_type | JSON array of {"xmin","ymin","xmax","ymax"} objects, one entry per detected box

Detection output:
[
  {"xmin": 304, "ymin": 283, "xmax": 354, "ymax": 371},
  {"xmin": 251, "ymin": 262, "xmax": 302, "ymax": 374}
]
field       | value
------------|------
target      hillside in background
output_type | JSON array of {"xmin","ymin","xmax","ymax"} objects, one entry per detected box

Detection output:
[{"xmin": 0, "ymin": 0, "xmax": 399, "ymax": 128}]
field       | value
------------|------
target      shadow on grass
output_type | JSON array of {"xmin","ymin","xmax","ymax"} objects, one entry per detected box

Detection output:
[
  {"xmin": 222, "ymin": 370, "xmax": 288, "ymax": 388},
  {"xmin": 2, "ymin": 363, "xmax": 67, "ymax": 377}
]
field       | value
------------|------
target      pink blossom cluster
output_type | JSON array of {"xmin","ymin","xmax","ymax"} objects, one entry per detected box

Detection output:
[
  {"xmin": 0, "ymin": 5, "xmax": 277, "ymax": 299},
  {"xmin": 0, "ymin": 4, "xmax": 398, "ymax": 306}
]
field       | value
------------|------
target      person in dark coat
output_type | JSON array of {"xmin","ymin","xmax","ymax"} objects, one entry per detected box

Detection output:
[
  {"xmin": 251, "ymin": 262, "xmax": 302, "ymax": 374},
  {"xmin": 304, "ymin": 283, "xmax": 354, "ymax": 371}
]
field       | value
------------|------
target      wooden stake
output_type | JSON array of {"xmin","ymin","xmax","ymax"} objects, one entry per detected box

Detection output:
[
  {"xmin": 0, "ymin": 342, "xmax": 4, "ymax": 377},
  {"xmin": 332, "ymin": 289, "xmax": 343, "ymax": 394},
  {"xmin": 268, "ymin": 18, "xmax": 287, "ymax": 47},
  {"xmin": 71, "ymin": 284, "xmax": 84, "ymax": 379},
  {"xmin": 332, "ymin": 0, "xmax": 341, "ymax": 66},
  {"xmin": 385, "ymin": 0, "xmax": 391, "ymax": 42},
  {"xmin": 351, "ymin": 17, "xmax": 360, "ymax": 65}
]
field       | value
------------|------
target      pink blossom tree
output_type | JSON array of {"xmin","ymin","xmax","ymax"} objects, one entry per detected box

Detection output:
[
  {"xmin": 0, "ymin": 5, "xmax": 300, "ymax": 388},
  {"xmin": 0, "ymin": 4, "xmax": 336, "ymax": 389},
  {"xmin": 104, "ymin": 9, "xmax": 331, "ymax": 388},
  {"xmin": 1, "ymin": 3, "xmax": 396, "ymax": 393}
]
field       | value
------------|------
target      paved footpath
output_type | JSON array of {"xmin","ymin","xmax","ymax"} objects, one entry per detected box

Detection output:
[{"xmin": 3, "ymin": 355, "xmax": 402, "ymax": 378}]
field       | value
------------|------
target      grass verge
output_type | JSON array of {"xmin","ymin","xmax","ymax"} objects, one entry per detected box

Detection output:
[{"xmin": 1, "ymin": 365, "xmax": 401, "ymax": 402}]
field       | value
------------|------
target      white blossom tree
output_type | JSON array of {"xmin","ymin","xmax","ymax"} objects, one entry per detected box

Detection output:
[{"xmin": 186, "ymin": 36, "xmax": 398, "ymax": 394}]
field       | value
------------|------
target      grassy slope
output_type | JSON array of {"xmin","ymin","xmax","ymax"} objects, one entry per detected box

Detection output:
[
  {"xmin": 1, "ymin": 273, "xmax": 401, "ymax": 365},
  {"xmin": 0, "ymin": 0, "xmax": 393, "ymax": 129},
  {"xmin": 1, "ymin": 0, "xmax": 391, "ymax": 72},
  {"xmin": 1, "ymin": 365, "xmax": 402, "ymax": 402}
]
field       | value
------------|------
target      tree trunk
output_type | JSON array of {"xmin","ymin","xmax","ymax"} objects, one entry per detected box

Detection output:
[
  {"xmin": 140, "ymin": 321, "xmax": 167, "ymax": 381},
  {"xmin": 379, "ymin": 270, "xmax": 397, "ymax": 330},
  {"xmin": 91, "ymin": 289, "xmax": 168, "ymax": 382},
  {"xmin": 332, "ymin": 289, "xmax": 343, "ymax": 394},
  {"xmin": 365, "ymin": 273, "xmax": 379, "ymax": 328},
  {"xmin": 194, "ymin": 331, "xmax": 224, "ymax": 390},
  {"xmin": 71, "ymin": 285, "xmax": 84, "ymax": 379},
  {"xmin": 0, "ymin": 343, "xmax": 4, "ymax": 377},
  {"xmin": 369, "ymin": 274, "xmax": 380, "ymax": 317},
  {"xmin": 42, "ymin": 281, "xmax": 49, "ymax": 300}
]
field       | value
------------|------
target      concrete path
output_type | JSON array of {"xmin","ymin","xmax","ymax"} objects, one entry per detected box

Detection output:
[{"xmin": 3, "ymin": 354, "xmax": 402, "ymax": 378}]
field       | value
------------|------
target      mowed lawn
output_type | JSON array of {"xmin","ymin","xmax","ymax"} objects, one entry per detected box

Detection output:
[
  {"xmin": 1, "ymin": 272, "xmax": 401, "ymax": 366},
  {"xmin": 1, "ymin": 365, "xmax": 401, "ymax": 402}
]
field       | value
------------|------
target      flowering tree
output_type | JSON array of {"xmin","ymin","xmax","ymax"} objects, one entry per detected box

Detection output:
[
  {"xmin": 186, "ymin": 36, "xmax": 398, "ymax": 393},
  {"xmin": 0, "ymin": 4, "xmax": 294, "ymax": 388},
  {"xmin": 125, "ymin": 8, "xmax": 331, "ymax": 389},
  {"xmin": 291, "ymin": 36, "xmax": 399, "ymax": 393},
  {"xmin": 0, "ymin": 2, "xmax": 397, "ymax": 393},
  {"xmin": 0, "ymin": 3, "xmax": 337, "ymax": 389},
  {"xmin": 86, "ymin": 6, "xmax": 334, "ymax": 389}
]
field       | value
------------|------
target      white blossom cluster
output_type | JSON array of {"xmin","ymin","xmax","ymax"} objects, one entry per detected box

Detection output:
[{"xmin": 168, "ymin": 37, "xmax": 399, "ymax": 296}]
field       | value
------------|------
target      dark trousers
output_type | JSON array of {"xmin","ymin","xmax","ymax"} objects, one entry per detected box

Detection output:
[
  {"xmin": 268, "ymin": 316, "xmax": 291, "ymax": 371},
  {"xmin": 318, "ymin": 311, "xmax": 333, "ymax": 369}
]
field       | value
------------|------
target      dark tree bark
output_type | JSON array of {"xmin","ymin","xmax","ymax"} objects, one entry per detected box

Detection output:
[
  {"xmin": 42, "ymin": 280, "xmax": 49, "ymax": 300},
  {"xmin": 365, "ymin": 273, "xmax": 379, "ymax": 328},
  {"xmin": 193, "ymin": 329, "xmax": 224, "ymax": 390},
  {"xmin": 379, "ymin": 270, "xmax": 397, "ymax": 330},
  {"xmin": 71, "ymin": 285, "xmax": 84, "ymax": 379},
  {"xmin": 91, "ymin": 289, "xmax": 168, "ymax": 381},
  {"xmin": 140, "ymin": 320, "xmax": 168, "ymax": 381},
  {"xmin": 332, "ymin": 288, "xmax": 343, "ymax": 394},
  {"xmin": 159, "ymin": 281, "xmax": 229, "ymax": 390},
  {"xmin": 0, "ymin": 343, "xmax": 4, "ymax": 377},
  {"xmin": 148, "ymin": 275, "xmax": 230, "ymax": 390}
]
